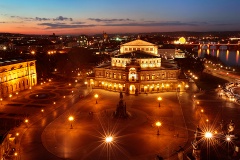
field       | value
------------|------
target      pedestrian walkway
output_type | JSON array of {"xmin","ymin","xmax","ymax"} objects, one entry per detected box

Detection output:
[{"xmin": 41, "ymin": 90, "xmax": 188, "ymax": 160}]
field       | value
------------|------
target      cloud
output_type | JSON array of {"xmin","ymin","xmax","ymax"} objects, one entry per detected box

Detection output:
[
  {"xmin": 53, "ymin": 16, "xmax": 73, "ymax": 21},
  {"xmin": 38, "ymin": 22, "xmax": 95, "ymax": 29},
  {"xmin": 35, "ymin": 17, "xmax": 50, "ymax": 21},
  {"xmin": 71, "ymin": 22, "xmax": 85, "ymax": 24},
  {"xmin": 101, "ymin": 21, "xmax": 199, "ymax": 27},
  {"xmin": 9, "ymin": 15, "xmax": 73, "ymax": 22},
  {"xmin": 0, "ymin": 22, "xmax": 5, "ymax": 23},
  {"xmin": 88, "ymin": 18, "xmax": 134, "ymax": 23},
  {"xmin": 10, "ymin": 15, "xmax": 33, "ymax": 21}
]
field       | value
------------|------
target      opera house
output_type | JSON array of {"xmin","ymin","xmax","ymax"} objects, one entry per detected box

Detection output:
[{"xmin": 87, "ymin": 39, "xmax": 188, "ymax": 94}]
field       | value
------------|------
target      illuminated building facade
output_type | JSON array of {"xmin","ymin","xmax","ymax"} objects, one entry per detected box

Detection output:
[
  {"xmin": 0, "ymin": 59, "xmax": 37, "ymax": 98},
  {"xmin": 88, "ymin": 39, "xmax": 187, "ymax": 94}
]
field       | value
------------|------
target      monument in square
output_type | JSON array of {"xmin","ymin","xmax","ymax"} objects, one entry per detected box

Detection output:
[{"xmin": 113, "ymin": 92, "xmax": 129, "ymax": 118}]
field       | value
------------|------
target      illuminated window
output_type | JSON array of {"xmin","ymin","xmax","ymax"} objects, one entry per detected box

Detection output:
[
  {"xmin": 123, "ymin": 74, "xmax": 126, "ymax": 79},
  {"xmin": 162, "ymin": 74, "xmax": 165, "ymax": 78},
  {"xmin": 4, "ymin": 76, "xmax": 7, "ymax": 82},
  {"xmin": 141, "ymin": 75, "xmax": 144, "ymax": 80},
  {"xmin": 146, "ymin": 75, "xmax": 150, "ymax": 80},
  {"xmin": 119, "ymin": 74, "xmax": 121, "ymax": 79},
  {"xmin": 152, "ymin": 74, "xmax": 155, "ymax": 80},
  {"xmin": 0, "ymin": 78, "xmax": 1, "ymax": 82},
  {"xmin": 113, "ymin": 73, "xmax": 116, "ymax": 78},
  {"xmin": 150, "ymin": 48, "xmax": 153, "ymax": 51}
]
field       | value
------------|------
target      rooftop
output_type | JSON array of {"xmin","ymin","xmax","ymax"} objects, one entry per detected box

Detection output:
[
  {"xmin": 114, "ymin": 50, "xmax": 159, "ymax": 58},
  {"xmin": 0, "ymin": 57, "xmax": 35, "ymax": 66}
]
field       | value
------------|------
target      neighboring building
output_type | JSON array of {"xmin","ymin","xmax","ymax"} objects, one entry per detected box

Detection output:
[
  {"xmin": 175, "ymin": 49, "xmax": 186, "ymax": 58},
  {"xmin": 0, "ymin": 58, "xmax": 37, "ymax": 98},
  {"xmin": 87, "ymin": 39, "xmax": 188, "ymax": 94},
  {"xmin": 158, "ymin": 49, "xmax": 175, "ymax": 59}
]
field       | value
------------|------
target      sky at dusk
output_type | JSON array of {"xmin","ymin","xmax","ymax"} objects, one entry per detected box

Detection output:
[{"xmin": 1, "ymin": 0, "xmax": 240, "ymax": 35}]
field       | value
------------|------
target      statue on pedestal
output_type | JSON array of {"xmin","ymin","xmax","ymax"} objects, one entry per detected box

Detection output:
[{"xmin": 114, "ymin": 92, "xmax": 128, "ymax": 118}]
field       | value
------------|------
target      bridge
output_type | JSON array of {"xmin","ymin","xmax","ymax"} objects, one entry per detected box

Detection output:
[{"xmin": 176, "ymin": 43, "xmax": 240, "ymax": 50}]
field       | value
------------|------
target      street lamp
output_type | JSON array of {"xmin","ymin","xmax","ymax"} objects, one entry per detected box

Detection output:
[
  {"xmin": 157, "ymin": 96, "xmax": 162, "ymax": 107},
  {"xmin": 204, "ymin": 131, "xmax": 213, "ymax": 139},
  {"xmin": 155, "ymin": 121, "xmax": 162, "ymax": 135},
  {"xmin": 68, "ymin": 116, "xmax": 74, "ymax": 129},
  {"xmin": 105, "ymin": 136, "xmax": 113, "ymax": 143},
  {"xmin": 41, "ymin": 109, "xmax": 44, "ymax": 116},
  {"xmin": 94, "ymin": 94, "xmax": 99, "ymax": 104},
  {"xmin": 24, "ymin": 118, "xmax": 29, "ymax": 127}
]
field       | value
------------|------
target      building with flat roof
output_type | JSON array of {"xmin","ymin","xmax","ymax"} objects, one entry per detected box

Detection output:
[
  {"xmin": 87, "ymin": 39, "xmax": 188, "ymax": 94},
  {"xmin": 0, "ymin": 58, "xmax": 37, "ymax": 98}
]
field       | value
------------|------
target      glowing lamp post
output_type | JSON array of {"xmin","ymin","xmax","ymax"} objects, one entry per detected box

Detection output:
[
  {"xmin": 105, "ymin": 136, "xmax": 113, "ymax": 160},
  {"xmin": 24, "ymin": 118, "xmax": 29, "ymax": 127},
  {"xmin": 155, "ymin": 121, "xmax": 162, "ymax": 135},
  {"xmin": 226, "ymin": 135, "xmax": 231, "ymax": 142},
  {"xmin": 94, "ymin": 94, "xmax": 99, "ymax": 104},
  {"xmin": 157, "ymin": 97, "xmax": 162, "ymax": 107},
  {"xmin": 68, "ymin": 116, "xmax": 74, "ymax": 129},
  {"xmin": 41, "ymin": 109, "xmax": 44, "ymax": 116},
  {"xmin": 177, "ymin": 84, "xmax": 181, "ymax": 92},
  {"xmin": 204, "ymin": 132, "xmax": 213, "ymax": 139},
  {"xmin": 105, "ymin": 136, "xmax": 113, "ymax": 143}
]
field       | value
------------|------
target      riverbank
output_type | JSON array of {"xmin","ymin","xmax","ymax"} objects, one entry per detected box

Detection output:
[{"xmin": 194, "ymin": 72, "xmax": 228, "ymax": 91}]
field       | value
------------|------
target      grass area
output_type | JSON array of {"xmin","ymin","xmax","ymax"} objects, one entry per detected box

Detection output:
[{"xmin": 195, "ymin": 72, "xmax": 228, "ymax": 91}]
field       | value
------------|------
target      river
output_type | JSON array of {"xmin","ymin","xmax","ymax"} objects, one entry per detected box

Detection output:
[{"xmin": 197, "ymin": 49, "xmax": 240, "ymax": 67}]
